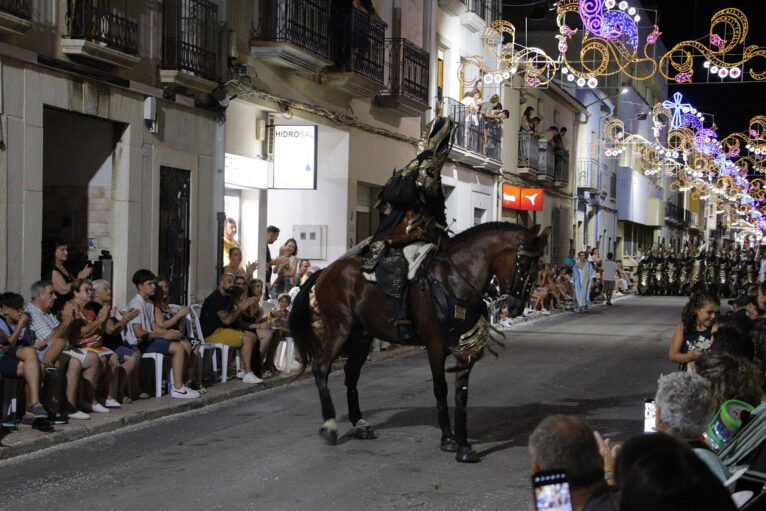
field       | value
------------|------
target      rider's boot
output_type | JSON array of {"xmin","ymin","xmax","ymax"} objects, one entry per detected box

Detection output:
[{"xmin": 391, "ymin": 290, "xmax": 413, "ymax": 342}]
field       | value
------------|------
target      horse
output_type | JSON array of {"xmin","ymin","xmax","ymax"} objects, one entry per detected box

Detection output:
[{"xmin": 289, "ymin": 222, "xmax": 550, "ymax": 463}]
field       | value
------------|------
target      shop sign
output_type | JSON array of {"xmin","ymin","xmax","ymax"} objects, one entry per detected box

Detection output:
[
  {"xmin": 502, "ymin": 184, "xmax": 543, "ymax": 211},
  {"xmin": 273, "ymin": 125, "xmax": 317, "ymax": 190}
]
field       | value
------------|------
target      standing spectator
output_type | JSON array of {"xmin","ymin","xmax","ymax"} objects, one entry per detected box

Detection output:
[
  {"xmin": 529, "ymin": 415, "xmax": 618, "ymax": 511},
  {"xmin": 602, "ymin": 253, "xmax": 619, "ymax": 306},
  {"xmin": 521, "ymin": 106, "xmax": 535, "ymax": 132},
  {"xmin": 89, "ymin": 279, "xmax": 142, "ymax": 402},
  {"xmin": 274, "ymin": 238, "xmax": 299, "ymax": 296},
  {"xmin": 222, "ymin": 218, "xmax": 239, "ymax": 267},
  {"xmin": 200, "ymin": 273, "xmax": 262, "ymax": 383},
  {"xmin": 573, "ymin": 251, "xmax": 594, "ymax": 313},
  {"xmin": 265, "ymin": 225, "xmax": 285, "ymax": 300},
  {"xmin": 26, "ymin": 280, "xmax": 95, "ymax": 420},
  {"xmin": 125, "ymin": 269, "xmax": 199, "ymax": 399},
  {"xmin": 0, "ymin": 292, "xmax": 50, "ymax": 423},
  {"xmin": 563, "ymin": 249, "xmax": 576, "ymax": 268},
  {"xmin": 222, "ymin": 247, "xmax": 257, "ymax": 281},
  {"xmin": 45, "ymin": 238, "xmax": 92, "ymax": 313},
  {"xmin": 670, "ymin": 291, "xmax": 719, "ymax": 371}
]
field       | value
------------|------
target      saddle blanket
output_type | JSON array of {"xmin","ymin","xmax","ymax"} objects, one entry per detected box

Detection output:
[{"xmin": 363, "ymin": 241, "xmax": 435, "ymax": 283}]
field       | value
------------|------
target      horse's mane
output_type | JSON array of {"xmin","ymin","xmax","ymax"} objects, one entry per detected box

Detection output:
[{"xmin": 445, "ymin": 222, "xmax": 527, "ymax": 248}]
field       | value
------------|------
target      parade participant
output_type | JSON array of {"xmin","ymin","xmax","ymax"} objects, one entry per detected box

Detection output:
[
  {"xmin": 669, "ymin": 291, "xmax": 719, "ymax": 371},
  {"xmin": 573, "ymin": 251, "xmax": 594, "ymax": 313},
  {"xmin": 602, "ymin": 253, "xmax": 618, "ymax": 306},
  {"xmin": 362, "ymin": 116, "xmax": 455, "ymax": 341}
]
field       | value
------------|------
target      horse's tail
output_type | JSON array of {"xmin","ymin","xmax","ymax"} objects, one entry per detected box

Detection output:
[{"xmin": 288, "ymin": 269, "xmax": 324, "ymax": 374}]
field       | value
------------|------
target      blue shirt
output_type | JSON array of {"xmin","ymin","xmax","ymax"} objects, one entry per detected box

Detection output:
[
  {"xmin": 0, "ymin": 316, "xmax": 28, "ymax": 351},
  {"xmin": 564, "ymin": 256, "xmax": 576, "ymax": 267}
]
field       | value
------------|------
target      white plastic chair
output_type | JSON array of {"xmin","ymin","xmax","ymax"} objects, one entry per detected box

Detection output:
[
  {"xmin": 141, "ymin": 352, "xmax": 173, "ymax": 398},
  {"xmin": 274, "ymin": 337, "xmax": 296, "ymax": 374},
  {"xmin": 189, "ymin": 304, "xmax": 240, "ymax": 383}
]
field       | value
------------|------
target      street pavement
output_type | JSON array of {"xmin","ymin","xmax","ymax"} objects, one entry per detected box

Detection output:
[{"xmin": 1, "ymin": 295, "xmax": 682, "ymax": 510}]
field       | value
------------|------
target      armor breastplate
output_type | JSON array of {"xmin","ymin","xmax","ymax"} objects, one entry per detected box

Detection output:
[{"xmin": 691, "ymin": 260, "xmax": 702, "ymax": 281}]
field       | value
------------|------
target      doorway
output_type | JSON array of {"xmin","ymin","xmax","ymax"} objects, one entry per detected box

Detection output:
[{"xmin": 159, "ymin": 166, "xmax": 191, "ymax": 305}]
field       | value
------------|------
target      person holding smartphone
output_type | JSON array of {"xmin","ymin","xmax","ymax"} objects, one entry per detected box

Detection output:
[{"xmin": 529, "ymin": 415, "xmax": 618, "ymax": 511}]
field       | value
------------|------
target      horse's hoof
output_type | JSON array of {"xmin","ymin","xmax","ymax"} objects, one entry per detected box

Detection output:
[
  {"xmin": 440, "ymin": 436, "xmax": 457, "ymax": 452},
  {"xmin": 354, "ymin": 425, "xmax": 377, "ymax": 440},
  {"xmin": 455, "ymin": 447, "xmax": 481, "ymax": 463},
  {"xmin": 319, "ymin": 427, "xmax": 337, "ymax": 445}
]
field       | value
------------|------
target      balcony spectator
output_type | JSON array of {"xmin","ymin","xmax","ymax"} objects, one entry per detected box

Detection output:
[
  {"xmin": 530, "ymin": 116, "xmax": 542, "ymax": 138},
  {"xmin": 564, "ymin": 249, "xmax": 576, "ymax": 268},
  {"xmin": 26, "ymin": 281, "xmax": 92, "ymax": 420},
  {"xmin": 461, "ymin": 87, "xmax": 482, "ymax": 110},
  {"xmin": 653, "ymin": 371, "xmax": 730, "ymax": 484},
  {"xmin": 274, "ymin": 238, "xmax": 299, "ymax": 296},
  {"xmin": 670, "ymin": 291, "xmax": 719, "ymax": 371},
  {"xmin": 88, "ymin": 279, "xmax": 142, "ymax": 402},
  {"xmin": 553, "ymin": 126, "xmax": 569, "ymax": 153},
  {"xmin": 45, "ymin": 238, "xmax": 92, "ymax": 313},
  {"xmin": 529, "ymin": 415, "xmax": 618, "ymax": 511},
  {"xmin": 125, "ymin": 269, "xmax": 199, "ymax": 399},
  {"xmin": 543, "ymin": 125, "xmax": 559, "ymax": 143},
  {"xmin": 200, "ymin": 273, "xmax": 262, "ymax": 384},
  {"xmin": 152, "ymin": 277, "xmax": 200, "ymax": 390},
  {"xmin": 223, "ymin": 246, "xmax": 258, "ymax": 281},
  {"xmin": 67, "ymin": 279, "xmax": 114, "ymax": 413},
  {"xmin": 521, "ymin": 106, "xmax": 535, "ymax": 132},
  {"xmin": 0, "ymin": 292, "xmax": 50, "ymax": 424},
  {"xmin": 222, "ymin": 218, "xmax": 239, "ymax": 267},
  {"xmin": 242, "ymin": 279, "xmax": 278, "ymax": 377}
]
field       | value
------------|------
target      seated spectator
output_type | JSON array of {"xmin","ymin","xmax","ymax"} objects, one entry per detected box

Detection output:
[
  {"xmin": 67, "ymin": 279, "xmax": 115, "ymax": 413},
  {"xmin": 670, "ymin": 291, "xmax": 719, "ymax": 371},
  {"xmin": 222, "ymin": 247, "xmax": 257, "ymax": 282},
  {"xmin": 710, "ymin": 314, "xmax": 755, "ymax": 360},
  {"xmin": 529, "ymin": 415, "xmax": 618, "ymax": 511},
  {"xmin": 754, "ymin": 323, "xmax": 766, "ymax": 386},
  {"xmin": 616, "ymin": 261, "xmax": 632, "ymax": 293},
  {"xmin": 293, "ymin": 259, "xmax": 311, "ymax": 289},
  {"xmin": 88, "ymin": 279, "xmax": 142, "ymax": 402},
  {"xmin": 619, "ymin": 439, "xmax": 736, "ymax": 511},
  {"xmin": 125, "ymin": 269, "xmax": 199, "ymax": 399},
  {"xmin": 45, "ymin": 238, "xmax": 92, "ymax": 313},
  {"xmin": 200, "ymin": 273, "xmax": 262, "ymax": 383},
  {"xmin": 654, "ymin": 371, "xmax": 729, "ymax": 483},
  {"xmin": 0, "ymin": 292, "xmax": 50, "ymax": 424},
  {"xmin": 241, "ymin": 279, "xmax": 278, "ymax": 377},
  {"xmin": 234, "ymin": 275, "xmax": 247, "ymax": 290},
  {"xmin": 289, "ymin": 265, "xmax": 320, "ymax": 309},
  {"xmin": 613, "ymin": 432, "xmax": 688, "ymax": 490},
  {"xmin": 152, "ymin": 277, "xmax": 200, "ymax": 390},
  {"xmin": 26, "ymin": 280, "xmax": 93, "ymax": 420},
  {"xmin": 694, "ymin": 351, "xmax": 764, "ymax": 409}
]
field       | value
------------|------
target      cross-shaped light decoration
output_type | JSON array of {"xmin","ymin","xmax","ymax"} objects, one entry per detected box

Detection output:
[{"xmin": 662, "ymin": 92, "xmax": 693, "ymax": 129}]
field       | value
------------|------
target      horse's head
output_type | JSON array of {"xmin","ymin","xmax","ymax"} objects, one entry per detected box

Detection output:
[{"xmin": 502, "ymin": 225, "xmax": 551, "ymax": 317}]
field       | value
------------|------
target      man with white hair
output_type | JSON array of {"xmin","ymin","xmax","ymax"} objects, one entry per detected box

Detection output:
[{"xmin": 654, "ymin": 371, "xmax": 729, "ymax": 483}]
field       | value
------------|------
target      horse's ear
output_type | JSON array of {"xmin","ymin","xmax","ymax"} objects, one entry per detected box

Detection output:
[
  {"xmin": 537, "ymin": 226, "xmax": 552, "ymax": 242},
  {"xmin": 529, "ymin": 224, "xmax": 541, "ymax": 237}
]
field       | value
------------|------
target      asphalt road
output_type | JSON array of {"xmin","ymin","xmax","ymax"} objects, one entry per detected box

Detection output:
[{"xmin": 1, "ymin": 295, "xmax": 682, "ymax": 511}]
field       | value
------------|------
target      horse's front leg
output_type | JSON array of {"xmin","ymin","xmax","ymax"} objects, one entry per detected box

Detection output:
[
  {"xmin": 314, "ymin": 352, "xmax": 338, "ymax": 445},
  {"xmin": 454, "ymin": 360, "xmax": 480, "ymax": 463},
  {"xmin": 426, "ymin": 344, "xmax": 455, "ymax": 452},
  {"xmin": 345, "ymin": 332, "xmax": 376, "ymax": 439}
]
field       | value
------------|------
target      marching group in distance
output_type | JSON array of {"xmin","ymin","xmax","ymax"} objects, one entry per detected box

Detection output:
[{"xmin": 0, "ymin": 221, "xmax": 316, "ymax": 426}]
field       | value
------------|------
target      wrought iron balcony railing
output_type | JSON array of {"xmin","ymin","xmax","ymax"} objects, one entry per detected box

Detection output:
[
  {"xmin": 258, "ymin": 0, "xmax": 331, "ymax": 59},
  {"xmin": 555, "ymin": 150, "xmax": 569, "ymax": 184},
  {"xmin": 518, "ymin": 129, "xmax": 539, "ymax": 170},
  {"xmin": 330, "ymin": 7, "xmax": 385, "ymax": 84},
  {"xmin": 440, "ymin": 96, "xmax": 466, "ymax": 147},
  {"xmin": 380, "ymin": 38, "xmax": 429, "ymax": 105},
  {"xmin": 162, "ymin": 0, "xmax": 218, "ymax": 82},
  {"xmin": 665, "ymin": 201, "xmax": 684, "ymax": 222},
  {"xmin": 464, "ymin": 0, "xmax": 502, "ymax": 22},
  {"xmin": 577, "ymin": 157, "xmax": 601, "ymax": 190},
  {"xmin": 0, "ymin": 0, "xmax": 29, "ymax": 19},
  {"xmin": 484, "ymin": 118, "xmax": 502, "ymax": 161},
  {"xmin": 66, "ymin": 0, "xmax": 137, "ymax": 55}
]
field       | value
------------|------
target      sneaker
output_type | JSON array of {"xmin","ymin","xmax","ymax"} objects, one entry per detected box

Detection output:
[
  {"xmin": 68, "ymin": 410, "xmax": 90, "ymax": 420},
  {"xmin": 26, "ymin": 402, "xmax": 48, "ymax": 419},
  {"xmin": 236, "ymin": 370, "xmax": 245, "ymax": 379},
  {"xmin": 242, "ymin": 372, "xmax": 263, "ymax": 384},
  {"xmin": 82, "ymin": 402, "xmax": 110, "ymax": 413},
  {"xmin": 49, "ymin": 412, "xmax": 68, "ymax": 424},
  {"xmin": 43, "ymin": 363, "xmax": 61, "ymax": 377},
  {"xmin": 170, "ymin": 386, "xmax": 200, "ymax": 399},
  {"xmin": 105, "ymin": 398, "xmax": 121, "ymax": 408}
]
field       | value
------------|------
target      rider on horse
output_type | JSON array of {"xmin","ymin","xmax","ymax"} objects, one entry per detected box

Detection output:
[{"xmin": 361, "ymin": 116, "xmax": 455, "ymax": 342}]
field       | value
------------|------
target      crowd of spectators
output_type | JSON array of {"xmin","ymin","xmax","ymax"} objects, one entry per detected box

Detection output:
[
  {"xmin": 0, "ymin": 222, "xmax": 317, "ymax": 428},
  {"xmin": 460, "ymin": 86, "xmax": 510, "ymax": 158}
]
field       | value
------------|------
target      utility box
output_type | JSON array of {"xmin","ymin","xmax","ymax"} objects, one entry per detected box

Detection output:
[{"xmin": 293, "ymin": 225, "xmax": 326, "ymax": 260}]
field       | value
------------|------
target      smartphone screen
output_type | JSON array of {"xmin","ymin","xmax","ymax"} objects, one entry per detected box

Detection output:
[
  {"xmin": 532, "ymin": 470, "xmax": 573, "ymax": 511},
  {"xmin": 644, "ymin": 398, "xmax": 657, "ymax": 433}
]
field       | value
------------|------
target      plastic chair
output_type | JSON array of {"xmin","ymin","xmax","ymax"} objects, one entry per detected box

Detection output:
[
  {"xmin": 141, "ymin": 352, "xmax": 173, "ymax": 398},
  {"xmin": 189, "ymin": 305, "xmax": 239, "ymax": 383},
  {"xmin": 275, "ymin": 337, "xmax": 296, "ymax": 374}
]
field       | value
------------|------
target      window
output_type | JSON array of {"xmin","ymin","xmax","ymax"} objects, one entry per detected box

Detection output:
[{"xmin": 473, "ymin": 208, "xmax": 486, "ymax": 226}]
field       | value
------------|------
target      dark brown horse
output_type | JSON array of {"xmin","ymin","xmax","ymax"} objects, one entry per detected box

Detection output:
[{"xmin": 289, "ymin": 222, "xmax": 550, "ymax": 462}]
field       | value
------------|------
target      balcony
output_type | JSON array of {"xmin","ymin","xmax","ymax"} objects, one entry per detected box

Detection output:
[
  {"xmin": 62, "ymin": 0, "xmax": 139, "ymax": 69},
  {"xmin": 518, "ymin": 129, "xmax": 551, "ymax": 178},
  {"xmin": 250, "ymin": 0, "xmax": 332, "ymax": 74},
  {"xmin": 537, "ymin": 142, "xmax": 555, "ymax": 182},
  {"xmin": 0, "ymin": 0, "xmax": 31, "ymax": 35},
  {"xmin": 324, "ymin": 7, "xmax": 385, "ymax": 97},
  {"xmin": 439, "ymin": 97, "xmax": 502, "ymax": 170},
  {"xmin": 438, "ymin": 0, "xmax": 468, "ymax": 16},
  {"xmin": 161, "ymin": 0, "xmax": 219, "ymax": 94},
  {"xmin": 577, "ymin": 158, "xmax": 603, "ymax": 194},
  {"xmin": 375, "ymin": 38, "xmax": 430, "ymax": 117},
  {"xmin": 665, "ymin": 201, "xmax": 684, "ymax": 225},
  {"xmin": 554, "ymin": 150, "xmax": 569, "ymax": 187},
  {"xmin": 461, "ymin": 0, "xmax": 486, "ymax": 32}
]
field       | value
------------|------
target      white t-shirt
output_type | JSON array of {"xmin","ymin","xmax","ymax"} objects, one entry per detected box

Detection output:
[
  {"xmin": 125, "ymin": 293, "xmax": 156, "ymax": 346},
  {"xmin": 602, "ymin": 260, "xmax": 619, "ymax": 281}
]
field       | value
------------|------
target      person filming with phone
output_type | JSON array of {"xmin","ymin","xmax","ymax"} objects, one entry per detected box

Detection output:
[{"xmin": 529, "ymin": 415, "xmax": 619, "ymax": 511}]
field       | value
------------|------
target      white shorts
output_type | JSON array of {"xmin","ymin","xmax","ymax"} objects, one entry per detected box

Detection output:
[{"xmin": 63, "ymin": 348, "xmax": 88, "ymax": 363}]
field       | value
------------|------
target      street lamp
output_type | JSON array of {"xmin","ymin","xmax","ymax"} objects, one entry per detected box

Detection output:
[{"xmin": 582, "ymin": 85, "xmax": 630, "ymax": 109}]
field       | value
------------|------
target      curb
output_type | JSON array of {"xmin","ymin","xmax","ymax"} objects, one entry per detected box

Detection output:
[{"xmin": 0, "ymin": 345, "xmax": 417, "ymax": 461}]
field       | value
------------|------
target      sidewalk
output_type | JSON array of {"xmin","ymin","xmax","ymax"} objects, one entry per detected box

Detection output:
[{"xmin": 0, "ymin": 346, "xmax": 415, "ymax": 461}]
